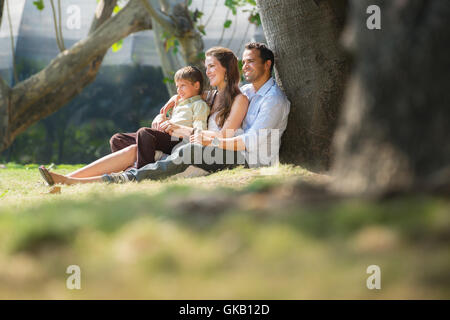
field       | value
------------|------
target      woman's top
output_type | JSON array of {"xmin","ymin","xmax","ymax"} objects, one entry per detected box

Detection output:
[
  {"xmin": 205, "ymin": 89, "xmax": 221, "ymax": 132},
  {"xmin": 207, "ymin": 112, "xmax": 221, "ymax": 132}
]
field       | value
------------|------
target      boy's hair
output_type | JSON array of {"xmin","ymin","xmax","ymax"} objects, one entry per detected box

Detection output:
[
  {"xmin": 174, "ymin": 66, "xmax": 204, "ymax": 94},
  {"xmin": 245, "ymin": 42, "xmax": 275, "ymax": 73}
]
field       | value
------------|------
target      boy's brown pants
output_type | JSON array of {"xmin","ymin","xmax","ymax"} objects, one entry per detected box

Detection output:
[{"xmin": 109, "ymin": 127, "xmax": 181, "ymax": 169}]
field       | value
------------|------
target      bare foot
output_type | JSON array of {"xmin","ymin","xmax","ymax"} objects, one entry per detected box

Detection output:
[{"xmin": 49, "ymin": 172, "xmax": 73, "ymax": 185}]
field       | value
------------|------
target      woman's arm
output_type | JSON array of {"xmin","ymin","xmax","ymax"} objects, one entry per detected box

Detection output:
[
  {"xmin": 219, "ymin": 93, "xmax": 249, "ymax": 137},
  {"xmin": 159, "ymin": 94, "xmax": 180, "ymax": 118},
  {"xmin": 191, "ymin": 94, "xmax": 249, "ymax": 143}
]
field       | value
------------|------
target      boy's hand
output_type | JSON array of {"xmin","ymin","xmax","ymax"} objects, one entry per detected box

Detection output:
[
  {"xmin": 151, "ymin": 114, "xmax": 166, "ymax": 131},
  {"xmin": 160, "ymin": 120, "xmax": 184, "ymax": 138}
]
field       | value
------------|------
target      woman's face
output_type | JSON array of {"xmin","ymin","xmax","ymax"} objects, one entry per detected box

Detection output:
[{"xmin": 205, "ymin": 55, "xmax": 227, "ymax": 88}]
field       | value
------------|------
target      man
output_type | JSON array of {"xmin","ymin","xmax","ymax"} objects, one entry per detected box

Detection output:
[{"xmin": 103, "ymin": 42, "xmax": 291, "ymax": 183}]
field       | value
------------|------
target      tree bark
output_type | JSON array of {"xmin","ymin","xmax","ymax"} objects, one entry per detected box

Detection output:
[
  {"xmin": 148, "ymin": 0, "xmax": 184, "ymax": 95},
  {"xmin": 257, "ymin": 0, "xmax": 350, "ymax": 170},
  {"xmin": 142, "ymin": 0, "xmax": 205, "ymax": 95},
  {"xmin": 331, "ymin": 0, "xmax": 450, "ymax": 195},
  {"xmin": 0, "ymin": 0, "xmax": 152, "ymax": 152}
]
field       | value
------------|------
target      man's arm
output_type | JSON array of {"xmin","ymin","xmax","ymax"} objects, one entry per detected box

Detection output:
[
  {"xmin": 239, "ymin": 95, "xmax": 287, "ymax": 154},
  {"xmin": 218, "ymin": 136, "xmax": 246, "ymax": 151},
  {"xmin": 216, "ymin": 94, "xmax": 288, "ymax": 152}
]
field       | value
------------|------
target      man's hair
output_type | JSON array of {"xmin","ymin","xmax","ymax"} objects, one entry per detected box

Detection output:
[
  {"xmin": 245, "ymin": 42, "xmax": 275, "ymax": 73},
  {"xmin": 174, "ymin": 66, "xmax": 204, "ymax": 94}
]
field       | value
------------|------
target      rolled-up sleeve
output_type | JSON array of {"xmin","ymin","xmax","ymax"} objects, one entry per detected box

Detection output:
[
  {"xmin": 191, "ymin": 100, "xmax": 210, "ymax": 130},
  {"xmin": 241, "ymin": 95, "xmax": 286, "ymax": 153}
]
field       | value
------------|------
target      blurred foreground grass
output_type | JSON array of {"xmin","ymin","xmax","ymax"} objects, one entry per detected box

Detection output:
[{"xmin": 0, "ymin": 163, "xmax": 449, "ymax": 299}]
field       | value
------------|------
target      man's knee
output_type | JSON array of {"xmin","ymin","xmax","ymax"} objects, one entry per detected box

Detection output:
[{"xmin": 176, "ymin": 143, "xmax": 204, "ymax": 165}]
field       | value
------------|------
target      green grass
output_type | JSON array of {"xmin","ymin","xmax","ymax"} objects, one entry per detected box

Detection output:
[{"xmin": 0, "ymin": 164, "xmax": 449, "ymax": 299}]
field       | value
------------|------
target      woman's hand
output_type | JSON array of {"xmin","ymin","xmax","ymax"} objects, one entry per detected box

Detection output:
[
  {"xmin": 160, "ymin": 95, "xmax": 179, "ymax": 117},
  {"xmin": 190, "ymin": 131, "xmax": 214, "ymax": 146}
]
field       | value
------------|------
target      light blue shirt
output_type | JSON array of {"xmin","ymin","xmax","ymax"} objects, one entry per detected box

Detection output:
[{"xmin": 239, "ymin": 77, "xmax": 291, "ymax": 167}]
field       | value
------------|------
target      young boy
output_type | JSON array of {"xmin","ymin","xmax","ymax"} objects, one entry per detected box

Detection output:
[{"xmin": 109, "ymin": 66, "xmax": 210, "ymax": 168}]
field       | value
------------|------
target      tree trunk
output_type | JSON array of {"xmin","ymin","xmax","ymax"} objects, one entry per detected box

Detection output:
[
  {"xmin": 149, "ymin": 0, "xmax": 184, "ymax": 95},
  {"xmin": 0, "ymin": 0, "xmax": 152, "ymax": 152},
  {"xmin": 257, "ymin": 0, "xmax": 350, "ymax": 170},
  {"xmin": 331, "ymin": 0, "xmax": 450, "ymax": 195},
  {"xmin": 142, "ymin": 0, "xmax": 205, "ymax": 95}
]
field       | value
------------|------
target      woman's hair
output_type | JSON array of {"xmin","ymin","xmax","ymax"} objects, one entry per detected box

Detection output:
[
  {"xmin": 205, "ymin": 47, "xmax": 241, "ymax": 128},
  {"xmin": 174, "ymin": 66, "xmax": 204, "ymax": 94}
]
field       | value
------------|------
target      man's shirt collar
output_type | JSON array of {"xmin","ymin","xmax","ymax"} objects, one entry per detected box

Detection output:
[{"xmin": 254, "ymin": 77, "xmax": 275, "ymax": 97}]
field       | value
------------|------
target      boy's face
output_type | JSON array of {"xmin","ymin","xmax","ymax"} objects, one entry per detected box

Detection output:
[{"xmin": 175, "ymin": 79, "xmax": 200, "ymax": 100}]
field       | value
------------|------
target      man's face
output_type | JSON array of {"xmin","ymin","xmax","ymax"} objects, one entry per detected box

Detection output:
[{"xmin": 242, "ymin": 49, "xmax": 268, "ymax": 83}]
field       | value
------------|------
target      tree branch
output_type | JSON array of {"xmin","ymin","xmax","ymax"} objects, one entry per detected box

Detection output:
[
  {"xmin": 0, "ymin": 0, "xmax": 4, "ymax": 28},
  {"xmin": 0, "ymin": 75, "xmax": 10, "ymax": 97},
  {"xmin": 5, "ymin": 0, "xmax": 18, "ymax": 84},
  {"xmin": 89, "ymin": 0, "xmax": 118, "ymax": 35},
  {"xmin": 50, "ymin": 0, "xmax": 64, "ymax": 51},
  {"xmin": 57, "ymin": 0, "xmax": 66, "ymax": 50},
  {"xmin": 7, "ymin": 0, "xmax": 151, "ymax": 145},
  {"xmin": 0, "ymin": 75, "xmax": 11, "ymax": 150},
  {"xmin": 141, "ymin": 0, "xmax": 177, "ymax": 34}
]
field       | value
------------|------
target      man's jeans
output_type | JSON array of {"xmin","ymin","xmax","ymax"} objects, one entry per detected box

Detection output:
[{"xmin": 122, "ymin": 143, "xmax": 247, "ymax": 182}]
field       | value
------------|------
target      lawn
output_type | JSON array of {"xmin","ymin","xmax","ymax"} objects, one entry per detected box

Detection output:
[{"xmin": 0, "ymin": 164, "xmax": 449, "ymax": 299}]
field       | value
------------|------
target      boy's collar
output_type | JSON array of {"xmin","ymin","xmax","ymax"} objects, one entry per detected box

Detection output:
[{"xmin": 177, "ymin": 95, "xmax": 202, "ymax": 106}]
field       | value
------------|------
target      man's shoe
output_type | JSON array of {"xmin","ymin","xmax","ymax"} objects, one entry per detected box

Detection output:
[{"xmin": 102, "ymin": 172, "xmax": 130, "ymax": 184}]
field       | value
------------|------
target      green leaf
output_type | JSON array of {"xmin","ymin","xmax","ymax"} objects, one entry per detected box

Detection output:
[
  {"xmin": 197, "ymin": 25, "xmax": 206, "ymax": 36},
  {"xmin": 197, "ymin": 52, "xmax": 206, "ymax": 60},
  {"xmin": 163, "ymin": 77, "xmax": 175, "ymax": 84},
  {"xmin": 0, "ymin": 190, "xmax": 8, "ymax": 198},
  {"xmin": 113, "ymin": 5, "xmax": 122, "ymax": 14},
  {"xmin": 249, "ymin": 13, "xmax": 261, "ymax": 26},
  {"xmin": 187, "ymin": 0, "xmax": 193, "ymax": 6},
  {"xmin": 33, "ymin": 0, "xmax": 45, "ymax": 10},
  {"xmin": 111, "ymin": 39, "xmax": 123, "ymax": 52},
  {"xmin": 224, "ymin": 20, "xmax": 232, "ymax": 28}
]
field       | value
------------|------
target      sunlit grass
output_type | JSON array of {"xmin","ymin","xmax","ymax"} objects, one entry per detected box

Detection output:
[{"xmin": 0, "ymin": 164, "xmax": 449, "ymax": 299}]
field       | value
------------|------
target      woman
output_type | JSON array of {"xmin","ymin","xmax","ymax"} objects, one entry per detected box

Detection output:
[{"xmin": 39, "ymin": 47, "xmax": 249, "ymax": 185}]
